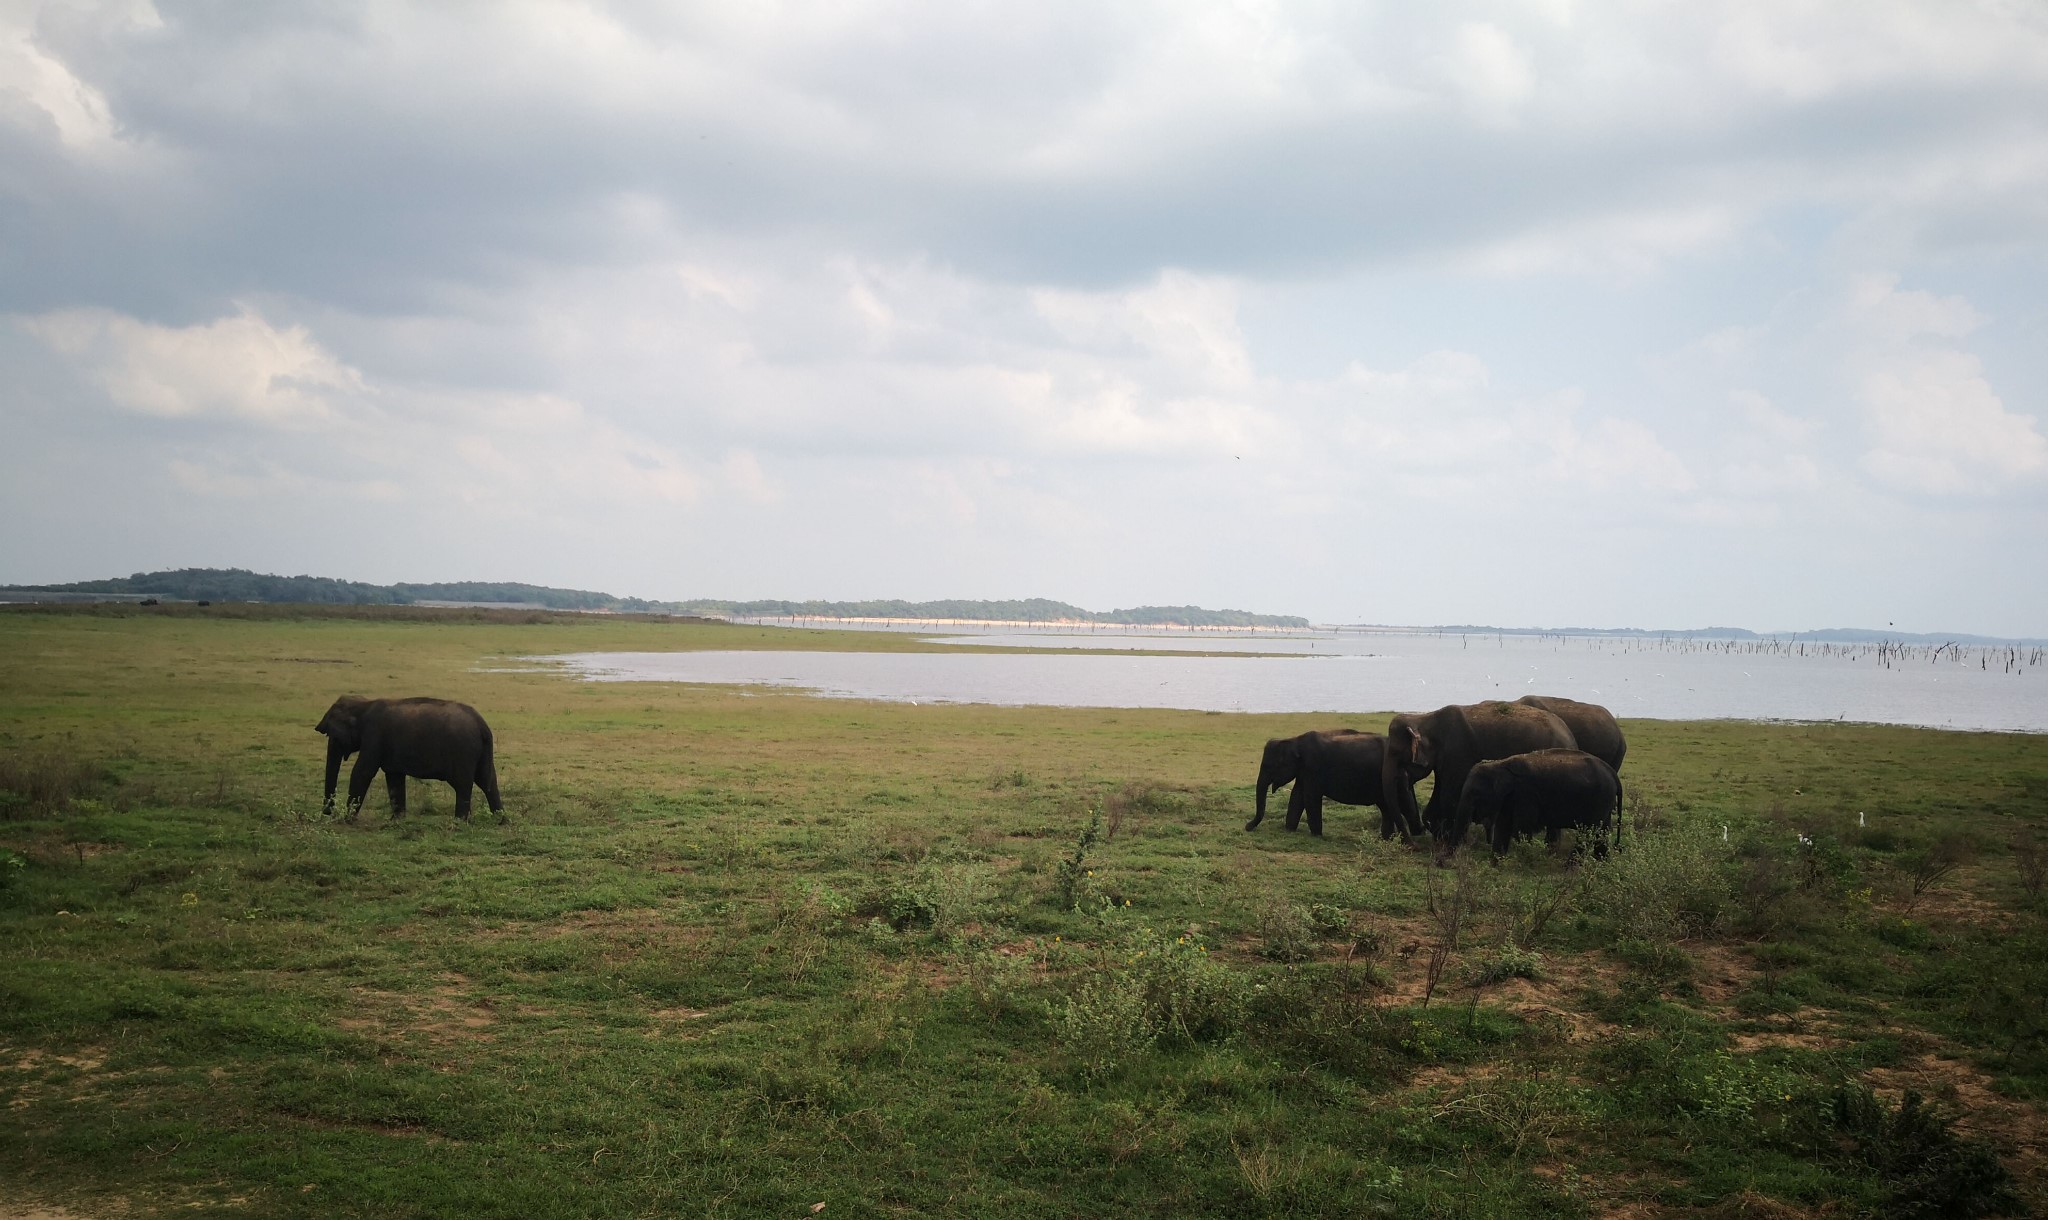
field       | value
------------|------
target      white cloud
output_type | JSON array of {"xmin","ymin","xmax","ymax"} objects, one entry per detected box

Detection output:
[
  {"xmin": 1859, "ymin": 348, "xmax": 2047, "ymax": 494},
  {"xmin": 0, "ymin": 0, "xmax": 152, "ymax": 153},
  {"xmin": 1843, "ymin": 276, "xmax": 2047, "ymax": 495},
  {"xmin": 22, "ymin": 307, "xmax": 360, "ymax": 425}
]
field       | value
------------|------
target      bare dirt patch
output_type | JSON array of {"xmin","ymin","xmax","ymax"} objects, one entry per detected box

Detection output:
[
  {"xmin": 1686, "ymin": 943, "xmax": 1759, "ymax": 1008},
  {"xmin": 336, "ymin": 975, "xmax": 499, "ymax": 1043}
]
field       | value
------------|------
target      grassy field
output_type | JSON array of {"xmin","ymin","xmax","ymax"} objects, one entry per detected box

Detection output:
[{"xmin": 2, "ymin": 605, "xmax": 2046, "ymax": 1219}]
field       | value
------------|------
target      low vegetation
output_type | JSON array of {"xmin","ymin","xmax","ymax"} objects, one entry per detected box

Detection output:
[{"xmin": 1, "ymin": 604, "xmax": 2044, "ymax": 1217}]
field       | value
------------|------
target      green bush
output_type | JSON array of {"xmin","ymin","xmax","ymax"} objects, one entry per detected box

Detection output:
[
  {"xmin": 1256, "ymin": 902, "xmax": 1318, "ymax": 962},
  {"xmin": 1831, "ymin": 1085, "xmax": 2024, "ymax": 1218},
  {"xmin": 1581, "ymin": 823, "xmax": 1733, "ymax": 940},
  {"xmin": 1469, "ymin": 943, "xmax": 1544, "ymax": 986},
  {"xmin": 885, "ymin": 857, "xmax": 991, "ymax": 936},
  {"xmin": 1057, "ymin": 975, "xmax": 1154, "ymax": 1078}
]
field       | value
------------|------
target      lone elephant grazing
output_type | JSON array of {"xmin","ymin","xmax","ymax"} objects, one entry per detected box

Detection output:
[
  {"xmin": 1381, "ymin": 701, "xmax": 1578, "ymax": 854},
  {"xmin": 1250, "ymin": 729, "xmax": 1425, "ymax": 839},
  {"xmin": 1456, "ymin": 749, "xmax": 1621, "ymax": 860},
  {"xmin": 1514, "ymin": 695, "xmax": 1626, "ymax": 772},
  {"xmin": 316, "ymin": 695, "xmax": 504, "ymax": 821}
]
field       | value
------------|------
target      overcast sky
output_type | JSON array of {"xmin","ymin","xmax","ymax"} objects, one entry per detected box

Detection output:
[{"xmin": 4, "ymin": 2, "xmax": 2046, "ymax": 634}]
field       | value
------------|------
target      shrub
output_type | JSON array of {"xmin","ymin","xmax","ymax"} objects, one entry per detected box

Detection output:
[
  {"xmin": 1257, "ymin": 902, "xmax": 1318, "ymax": 962},
  {"xmin": 1901, "ymin": 834, "xmax": 1976, "ymax": 912},
  {"xmin": 0, "ymin": 848, "xmax": 23, "ymax": 893},
  {"xmin": 1469, "ymin": 943, "xmax": 1544, "ymax": 987},
  {"xmin": 1057, "ymin": 975, "xmax": 1154, "ymax": 1078},
  {"xmin": 1121, "ymin": 923, "xmax": 1245, "ymax": 1044},
  {"xmin": 1831, "ymin": 1085, "xmax": 2024, "ymax": 1219},
  {"xmin": 0, "ymin": 746, "xmax": 104, "ymax": 818},
  {"xmin": 885, "ymin": 858, "xmax": 991, "ymax": 936},
  {"xmin": 1052, "ymin": 807, "xmax": 1103, "ymax": 910},
  {"xmin": 1581, "ymin": 823, "xmax": 1733, "ymax": 940}
]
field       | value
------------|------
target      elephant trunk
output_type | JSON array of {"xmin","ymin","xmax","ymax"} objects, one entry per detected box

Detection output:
[
  {"xmin": 1248, "ymin": 776, "xmax": 1270, "ymax": 831},
  {"xmin": 323, "ymin": 737, "xmax": 345, "ymax": 814},
  {"xmin": 1382, "ymin": 740, "xmax": 1421, "ymax": 839}
]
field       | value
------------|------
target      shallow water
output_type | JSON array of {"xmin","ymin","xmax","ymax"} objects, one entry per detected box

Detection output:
[{"xmin": 544, "ymin": 627, "xmax": 2047, "ymax": 732}]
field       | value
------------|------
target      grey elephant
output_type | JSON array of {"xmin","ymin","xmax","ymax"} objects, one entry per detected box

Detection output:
[
  {"xmin": 1250, "ymin": 729, "xmax": 1426, "ymax": 839},
  {"xmin": 316, "ymin": 695, "xmax": 504, "ymax": 821},
  {"xmin": 1381, "ymin": 700, "xmax": 1578, "ymax": 854},
  {"xmin": 1515, "ymin": 695, "xmax": 1626, "ymax": 772},
  {"xmin": 1455, "ymin": 748, "xmax": 1621, "ymax": 859}
]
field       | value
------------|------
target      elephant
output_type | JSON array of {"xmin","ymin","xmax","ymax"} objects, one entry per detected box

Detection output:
[
  {"xmin": 1515, "ymin": 695, "xmax": 1626, "ymax": 772},
  {"xmin": 316, "ymin": 695, "xmax": 503, "ymax": 821},
  {"xmin": 1249, "ymin": 729, "xmax": 1426, "ymax": 839},
  {"xmin": 1381, "ymin": 700, "xmax": 1578, "ymax": 855},
  {"xmin": 1455, "ymin": 749, "xmax": 1621, "ymax": 859}
]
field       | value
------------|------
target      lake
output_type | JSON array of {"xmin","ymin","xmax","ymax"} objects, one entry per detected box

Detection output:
[{"xmin": 543, "ymin": 626, "xmax": 2048, "ymax": 732}]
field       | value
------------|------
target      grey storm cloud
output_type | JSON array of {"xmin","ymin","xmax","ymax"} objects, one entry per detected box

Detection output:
[{"xmin": 4, "ymin": 0, "xmax": 2048, "ymax": 634}]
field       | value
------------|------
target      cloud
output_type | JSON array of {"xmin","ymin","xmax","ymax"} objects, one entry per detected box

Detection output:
[
  {"xmin": 23, "ymin": 307, "xmax": 360, "ymax": 425},
  {"xmin": 4, "ymin": 3, "xmax": 2048, "ymax": 633},
  {"xmin": 1859, "ymin": 348, "xmax": 2047, "ymax": 494},
  {"xmin": 16, "ymin": 304, "xmax": 709, "ymax": 511},
  {"xmin": 1844, "ymin": 276, "xmax": 2047, "ymax": 495}
]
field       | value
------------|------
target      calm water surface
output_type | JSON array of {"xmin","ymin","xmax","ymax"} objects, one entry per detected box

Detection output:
[{"xmin": 544, "ymin": 626, "xmax": 2047, "ymax": 732}]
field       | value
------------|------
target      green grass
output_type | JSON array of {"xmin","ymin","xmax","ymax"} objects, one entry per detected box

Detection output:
[{"xmin": 2, "ymin": 604, "xmax": 2045, "ymax": 1217}]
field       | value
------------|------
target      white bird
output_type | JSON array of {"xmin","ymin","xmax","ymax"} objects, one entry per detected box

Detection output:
[{"xmin": 1858, "ymin": 811, "xmax": 1865, "ymax": 826}]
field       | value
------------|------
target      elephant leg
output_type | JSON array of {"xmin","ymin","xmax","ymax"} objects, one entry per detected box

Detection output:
[
  {"xmin": 1379, "ymin": 806, "xmax": 1399, "ymax": 841},
  {"xmin": 1307, "ymin": 793, "xmax": 1325, "ymax": 837},
  {"xmin": 478, "ymin": 756, "xmax": 504, "ymax": 815},
  {"xmin": 1284, "ymin": 784, "xmax": 1308, "ymax": 832},
  {"xmin": 1545, "ymin": 825, "xmax": 1562, "ymax": 849},
  {"xmin": 385, "ymin": 771, "xmax": 407, "ymax": 818},
  {"xmin": 346, "ymin": 757, "xmax": 377, "ymax": 822},
  {"xmin": 452, "ymin": 779, "xmax": 473, "ymax": 821}
]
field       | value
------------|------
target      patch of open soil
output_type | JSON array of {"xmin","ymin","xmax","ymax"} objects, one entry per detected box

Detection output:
[
  {"xmin": 1686, "ymin": 943, "xmax": 1760, "ymax": 1007},
  {"xmin": 336, "ymin": 975, "xmax": 498, "ymax": 1043}
]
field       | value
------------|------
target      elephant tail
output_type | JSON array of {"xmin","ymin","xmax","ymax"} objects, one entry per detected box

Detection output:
[{"xmin": 1613, "ymin": 770, "xmax": 1624, "ymax": 851}]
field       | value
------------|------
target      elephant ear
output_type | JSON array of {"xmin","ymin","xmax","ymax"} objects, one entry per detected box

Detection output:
[{"xmin": 1409, "ymin": 730, "xmax": 1435, "ymax": 769}]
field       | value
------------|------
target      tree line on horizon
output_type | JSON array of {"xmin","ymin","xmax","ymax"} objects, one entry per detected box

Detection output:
[{"xmin": 0, "ymin": 569, "xmax": 1310, "ymax": 628}]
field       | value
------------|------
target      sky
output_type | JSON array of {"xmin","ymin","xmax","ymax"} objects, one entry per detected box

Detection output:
[{"xmin": 3, "ymin": 1, "xmax": 2046, "ymax": 636}]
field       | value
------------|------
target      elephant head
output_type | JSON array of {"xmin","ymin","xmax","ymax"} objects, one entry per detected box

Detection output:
[
  {"xmin": 315, "ymin": 695, "xmax": 371, "ymax": 812},
  {"xmin": 1249, "ymin": 736, "xmax": 1303, "ymax": 830},
  {"xmin": 1455, "ymin": 760, "xmax": 1518, "ymax": 851},
  {"xmin": 1381, "ymin": 716, "xmax": 1432, "ymax": 838}
]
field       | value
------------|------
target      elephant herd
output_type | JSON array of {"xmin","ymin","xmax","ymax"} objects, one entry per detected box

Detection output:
[
  {"xmin": 1251, "ymin": 695, "xmax": 1626, "ymax": 861},
  {"xmin": 305, "ymin": 689, "xmax": 1621, "ymax": 863}
]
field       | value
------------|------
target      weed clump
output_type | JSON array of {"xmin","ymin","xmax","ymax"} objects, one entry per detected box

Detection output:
[
  {"xmin": 1052, "ymin": 806, "xmax": 1104, "ymax": 910},
  {"xmin": 1830, "ymin": 1085, "xmax": 2024, "ymax": 1219},
  {"xmin": 1056, "ymin": 915, "xmax": 1245, "ymax": 1076},
  {"xmin": 885, "ymin": 857, "xmax": 991, "ymax": 937},
  {"xmin": 1581, "ymin": 823, "xmax": 1732, "ymax": 940},
  {"xmin": 0, "ymin": 746, "xmax": 105, "ymax": 817}
]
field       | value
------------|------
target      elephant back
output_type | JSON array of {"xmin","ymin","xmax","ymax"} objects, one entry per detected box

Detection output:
[{"xmin": 1515, "ymin": 696, "xmax": 1625, "ymax": 771}]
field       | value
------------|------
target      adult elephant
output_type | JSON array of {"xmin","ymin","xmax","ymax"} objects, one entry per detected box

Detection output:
[
  {"xmin": 1381, "ymin": 701, "xmax": 1577, "ymax": 854},
  {"xmin": 1455, "ymin": 749, "xmax": 1621, "ymax": 859},
  {"xmin": 316, "ymin": 695, "xmax": 504, "ymax": 821},
  {"xmin": 1249, "ymin": 729, "xmax": 1425, "ymax": 839},
  {"xmin": 1515, "ymin": 696, "xmax": 1626, "ymax": 772}
]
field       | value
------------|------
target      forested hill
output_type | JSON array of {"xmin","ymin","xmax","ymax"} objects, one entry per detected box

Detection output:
[{"xmin": 0, "ymin": 569, "xmax": 1309, "ymax": 628}]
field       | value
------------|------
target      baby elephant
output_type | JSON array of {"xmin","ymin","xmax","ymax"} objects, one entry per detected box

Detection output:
[
  {"xmin": 315, "ymin": 695, "xmax": 504, "ymax": 821},
  {"xmin": 1250, "ymin": 729, "xmax": 1426, "ymax": 839},
  {"xmin": 1454, "ymin": 749, "xmax": 1620, "ymax": 860}
]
